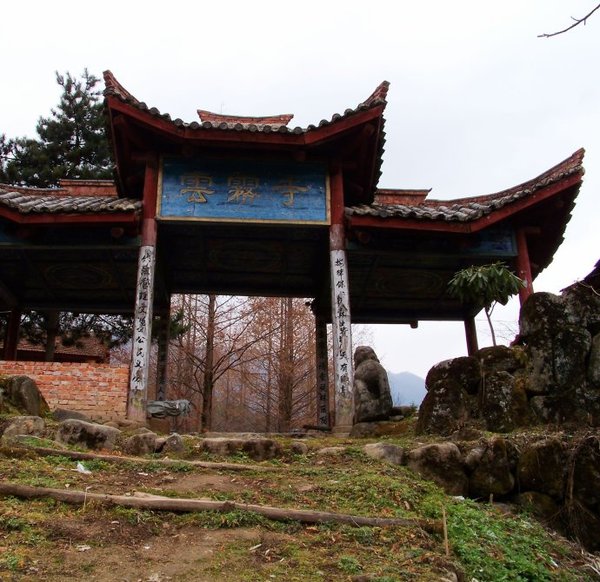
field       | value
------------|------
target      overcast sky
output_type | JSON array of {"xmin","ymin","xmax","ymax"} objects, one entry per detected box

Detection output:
[{"xmin": 2, "ymin": 1, "xmax": 599, "ymax": 378}]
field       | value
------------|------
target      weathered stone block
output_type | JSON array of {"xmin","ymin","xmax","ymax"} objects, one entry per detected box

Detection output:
[{"xmin": 406, "ymin": 442, "xmax": 468, "ymax": 496}]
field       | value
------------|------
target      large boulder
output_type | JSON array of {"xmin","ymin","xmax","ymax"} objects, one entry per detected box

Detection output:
[
  {"xmin": 405, "ymin": 442, "xmax": 468, "ymax": 496},
  {"xmin": 56, "ymin": 419, "xmax": 121, "ymax": 451},
  {"xmin": 478, "ymin": 345, "xmax": 525, "ymax": 375},
  {"xmin": 0, "ymin": 376, "xmax": 50, "ymax": 417},
  {"xmin": 519, "ymin": 292, "xmax": 570, "ymax": 337},
  {"xmin": 425, "ymin": 357, "xmax": 480, "ymax": 395},
  {"xmin": 517, "ymin": 438, "xmax": 566, "ymax": 500},
  {"xmin": 465, "ymin": 437, "xmax": 517, "ymax": 499},
  {"xmin": 416, "ymin": 379, "xmax": 469, "ymax": 436},
  {"xmin": 481, "ymin": 371, "xmax": 531, "ymax": 432},
  {"xmin": 352, "ymin": 346, "xmax": 393, "ymax": 423},
  {"xmin": 562, "ymin": 282, "xmax": 600, "ymax": 332}
]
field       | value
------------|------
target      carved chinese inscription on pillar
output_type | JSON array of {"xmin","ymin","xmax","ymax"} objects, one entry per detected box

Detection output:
[
  {"xmin": 159, "ymin": 158, "xmax": 330, "ymax": 224},
  {"xmin": 130, "ymin": 246, "xmax": 155, "ymax": 396},
  {"xmin": 330, "ymin": 249, "xmax": 353, "ymax": 427}
]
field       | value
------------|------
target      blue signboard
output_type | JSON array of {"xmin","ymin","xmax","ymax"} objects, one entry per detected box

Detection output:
[{"xmin": 158, "ymin": 158, "xmax": 330, "ymax": 224}]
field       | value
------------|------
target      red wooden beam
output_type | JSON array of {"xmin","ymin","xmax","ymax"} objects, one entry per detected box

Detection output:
[{"xmin": 0, "ymin": 207, "xmax": 140, "ymax": 226}]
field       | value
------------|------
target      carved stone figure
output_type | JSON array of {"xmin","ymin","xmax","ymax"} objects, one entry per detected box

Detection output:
[{"xmin": 352, "ymin": 346, "xmax": 393, "ymax": 423}]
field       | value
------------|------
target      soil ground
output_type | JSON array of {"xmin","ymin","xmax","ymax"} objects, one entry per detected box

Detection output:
[{"xmin": 1, "ymin": 430, "xmax": 599, "ymax": 581}]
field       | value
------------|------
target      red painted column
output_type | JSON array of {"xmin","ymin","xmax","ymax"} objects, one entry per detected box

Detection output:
[
  {"xmin": 329, "ymin": 164, "xmax": 354, "ymax": 433},
  {"xmin": 464, "ymin": 316, "xmax": 479, "ymax": 356},
  {"xmin": 515, "ymin": 228, "xmax": 533, "ymax": 305},
  {"xmin": 128, "ymin": 157, "xmax": 159, "ymax": 422},
  {"xmin": 3, "ymin": 308, "xmax": 21, "ymax": 360}
]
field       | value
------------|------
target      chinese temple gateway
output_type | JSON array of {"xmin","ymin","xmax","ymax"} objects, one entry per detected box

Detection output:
[{"xmin": 0, "ymin": 72, "xmax": 585, "ymax": 432}]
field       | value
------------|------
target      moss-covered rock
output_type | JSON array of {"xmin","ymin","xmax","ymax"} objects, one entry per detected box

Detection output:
[
  {"xmin": 481, "ymin": 371, "xmax": 532, "ymax": 432},
  {"xmin": 416, "ymin": 379, "xmax": 469, "ymax": 436},
  {"xmin": 517, "ymin": 438, "xmax": 565, "ymax": 500},
  {"xmin": 425, "ymin": 356, "xmax": 480, "ymax": 395},
  {"xmin": 465, "ymin": 437, "xmax": 516, "ymax": 499}
]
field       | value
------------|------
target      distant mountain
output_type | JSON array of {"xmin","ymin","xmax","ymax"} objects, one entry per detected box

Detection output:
[{"xmin": 387, "ymin": 371, "xmax": 427, "ymax": 407}]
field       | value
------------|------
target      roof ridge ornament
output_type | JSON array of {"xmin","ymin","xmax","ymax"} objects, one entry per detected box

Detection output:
[
  {"xmin": 362, "ymin": 81, "xmax": 390, "ymax": 108},
  {"xmin": 197, "ymin": 110, "xmax": 294, "ymax": 128}
]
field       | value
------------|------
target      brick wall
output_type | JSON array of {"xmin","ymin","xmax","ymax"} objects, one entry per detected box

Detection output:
[{"xmin": 0, "ymin": 360, "xmax": 129, "ymax": 421}]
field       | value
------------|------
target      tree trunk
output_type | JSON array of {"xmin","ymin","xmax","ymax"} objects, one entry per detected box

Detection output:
[
  {"xmin": 44, "ymin": 311, "xmax": 60, "ymax": 362},
  {"xmin": 201, "ymin": 294, "xmax": 216, "ymax": 431},
  {"xmin": 484, "ymin": 307, "xmax": 497, "ymax": 346},
  {"xmin": 278, "ymin": 298, "xmax": 294, "ymax": 432},
  {"xmin": 0, "ymin": 482, "xmax": 441, "ymax": 533},
  {"xmin": 266, "ymin": 326, "xmax": 273, "ymax": 432}
]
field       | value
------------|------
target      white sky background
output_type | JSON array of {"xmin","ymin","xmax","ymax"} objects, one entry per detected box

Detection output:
[{"xmin": 2, "ymin": 1, "xmax": 599, "ymax": 378}]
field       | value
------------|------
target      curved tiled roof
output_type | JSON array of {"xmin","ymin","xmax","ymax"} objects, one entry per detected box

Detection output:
[
  {"xmin": 103, "ymin": 70, "xmax": 389, "ymax": 136},
  {"xmin": 348, "ymin": 148, "xmax": 584, "ymax": 222},
  {"xmin": 0, "ymin": 186, "xmax": 141, "ymax": 215}
]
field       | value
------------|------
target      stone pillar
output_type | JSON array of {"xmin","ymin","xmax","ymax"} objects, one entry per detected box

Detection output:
[
  {"xmin": 314, "ymin": 310, "xmax": 330, "ymax": 428},
  {"xmin": 128, "ymin": 158, "xmax": 159, "ymax": 422},
  {"xmin": 154, "ymin": 301, "xmax": 171, "ymax": 401},
  {"xmin": 516, "ymin": 228, "xmax": 533, "ymax": 305},
  {"xmin": 3, "ymin": 308, "xmax": 21, "ymax": 360},
  {"xmin": 464, "ymin": 316, "xmax": 479, "ymax": 356},
  {"xmin": 329, "ymin": 165, "xmax": 354, "ymax": 433}
]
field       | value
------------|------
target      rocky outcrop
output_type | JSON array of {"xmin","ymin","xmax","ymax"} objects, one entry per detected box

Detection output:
[
  {"xmin": 360, "ymin": 433, "xmax": 600, "ymax": 551},
  {"xmin": 417, "ymin": 283, "xmax": 600, "ymax": 435}
]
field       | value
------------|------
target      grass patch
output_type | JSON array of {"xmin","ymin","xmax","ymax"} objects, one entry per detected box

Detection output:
[{"xmin": 446, "ymin": 499, "xmax": 585, "ymax": 581}]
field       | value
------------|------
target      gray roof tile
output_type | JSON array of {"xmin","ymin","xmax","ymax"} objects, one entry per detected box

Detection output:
[
  {"xmin": 347, "ymin": 149, "xmax": 584, "ymax": 222},
  {"xmin": 0, "ymin": 188, "xmax": 142, "ymax": 215}
]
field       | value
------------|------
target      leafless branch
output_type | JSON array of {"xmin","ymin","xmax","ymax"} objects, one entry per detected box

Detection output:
[{"xmin": 538, "ymin": 3, "xmax": 600, "ymax": 37}]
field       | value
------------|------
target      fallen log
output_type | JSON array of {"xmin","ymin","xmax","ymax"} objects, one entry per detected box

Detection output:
[
  {"xmin": 2, "ymin": 445, "xmax": 275, "ymax": 472},
  {"xmin": 0, "ymin": 482, "xmax": 441, "ymax": 534}
]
